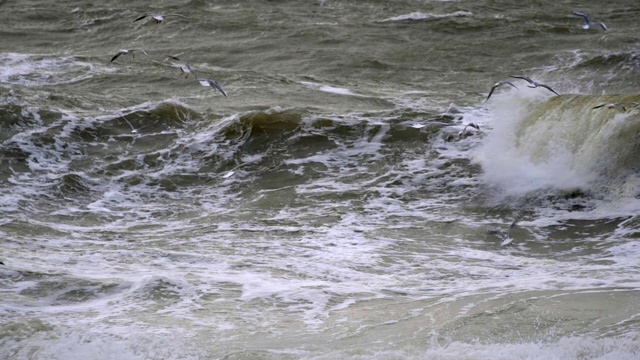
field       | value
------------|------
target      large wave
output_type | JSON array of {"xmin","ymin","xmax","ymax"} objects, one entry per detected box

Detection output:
[{"xmin": 475, "ymin": 91, "xmax": 640, "ymax": 205}]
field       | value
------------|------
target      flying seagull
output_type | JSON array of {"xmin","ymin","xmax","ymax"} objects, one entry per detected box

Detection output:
[
  {"xmin": 572, "ymin": 12, "xmax": 607, "ymax": 31},
  {"xmin": 487, "ymin": 217, "xmax": 519, "ymax": 246},
  {"xmin": 134, "ymin": 14, "xmax": 188, "ymax": 24},
  {"xmin": 110, "ymin": 49, "xmax": 148, "ymax": 62},
  {"xmin": 198, "ymin": 78, "xmax": 228, "ymax": 97},
  {"xmin": 510, "ymin": 75, "xmax": 559, "ymax": 96},
  {"xmin": 486, "ymin": 81, "xmax": 519, "ymax": 101},
  {"xmin": 592, "ymin": 102, "xmax": 639, "ymax": 112},
  {"xmin": 166, "ymin": 55, "xmax": 196, "ymax": 78}
]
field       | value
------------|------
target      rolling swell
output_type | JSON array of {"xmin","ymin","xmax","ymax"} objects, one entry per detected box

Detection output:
[
  {"xmin": 479, "ymin": 93, "xmax": 640, "ymax": 199},
  {"xmin": 1, "ymin": 100, "xmax": 461, "ymax": 214}
]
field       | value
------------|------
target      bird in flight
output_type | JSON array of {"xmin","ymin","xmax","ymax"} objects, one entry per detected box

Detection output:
[
  {"xmin": 134, "ymin": 14, "xmax": 188, "ymax": 24},
  {"xmin": 509, "ymin": 75, "xmax": 559, "ymax": 96},
  {"xmin": 572, "ymin": 12, "xmax": 607, "ymax": 31},
  {"xmin": 166, "ymin": 55, "xmax": 196, "ymax": 79},
  {"xmin": 110, "ymin": 49, "xmax": 148, "ymax": 62},
  {"xmin": 486, "ymin": 81, "xmax": 519, "ymax": 102}
]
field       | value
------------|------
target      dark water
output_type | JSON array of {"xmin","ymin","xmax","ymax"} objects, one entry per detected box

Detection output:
[{"xmin": 1, "ymin": 1, "xmax": 639, "ymax": 359}]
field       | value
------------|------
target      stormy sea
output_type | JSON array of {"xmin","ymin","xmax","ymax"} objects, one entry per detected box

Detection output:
[{"xmin": 1, "ymin": 0, "xmax": 639, "ymax": 359}]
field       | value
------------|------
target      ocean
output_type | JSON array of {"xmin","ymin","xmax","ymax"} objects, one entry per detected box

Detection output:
[{"xmin": 1, "ymin": 0, "xmax": 639, "ymax": 359}]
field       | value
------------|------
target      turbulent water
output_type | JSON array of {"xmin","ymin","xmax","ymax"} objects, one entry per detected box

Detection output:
[{"xmin": 1, "ymin": 0, "xmax": 639, "ymax": 359}]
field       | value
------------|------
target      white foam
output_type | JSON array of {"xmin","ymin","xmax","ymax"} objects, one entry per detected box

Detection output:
[
  {"xmin": 300, "ymin": 81, "xmax": 357, "ymax": 96},
  {"xmin": 380, "ymin": 11, "xmax": 473, "ymax": 22},
  {"xmin": 0, "ymin": 52, "xmax": 97, "ymax": 87},
  {"xmin": 473, "ymin": 91, "xmax": 639, "ymax": 198}
]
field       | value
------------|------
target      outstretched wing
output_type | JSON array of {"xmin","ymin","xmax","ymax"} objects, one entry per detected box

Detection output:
[
  {"xmin": 509, "ymin": 75, "xmax": 534, "ymax": 85},
  {"xmin": 110, "ymin": 51, "xmax": 124, "ymax": 62},
  {"xmin": 571, "ymin": 12, "xmax": 590, "ymax": 24},
  {"xmin": 208, "ymin": 80, "xmax": 228, "ymax": 97},
  {"xmin": 486, "ymin": 84, "xmax": 499, "ymax": 101},
  {"xmin": 486, "ymin": 81, "xmax": 519, "ymax": 101},
  {"xmin": 200, "ymin": 79, "xmax": 228, "ymax": 97},
  {"xmin": 538, "ymin": 84, "xmax": 559, "ymax": 96},
  {"xmin": 134, "ymin": 14, "xmax": 149, "ymax": 22}
]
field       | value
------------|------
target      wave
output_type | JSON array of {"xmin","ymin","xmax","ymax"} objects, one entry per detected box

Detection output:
[
  {"xmin": 0, "ymin": 52, "xmax": 98, "ymax": 87},
  {"xmin": 476, "ymin": 92, "xmax": 640, "ymax": 205}
]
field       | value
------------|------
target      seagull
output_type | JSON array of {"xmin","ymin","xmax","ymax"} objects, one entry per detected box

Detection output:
[
  {"xmin": 487, "ymin": 217, "xmax": 519, "ymax": 246},
  {"xmin": 510, "ymin": 75, "xmax": 559, "ymax": 96},
  {"xmin": 134, "ymin": 14, "xmax": 188, "ymax": 24},
  {"xmin": 592, "ymin": 102, "xmax": 639, "ymax": 112},
  {"xmin": 110, "ymin": 49, "xmax": 148, "ymax": 62},
  {"xmin": 166, "ymin": 55, "xmax": 196, "ymax": 78},
  {"xmin": 572, "ymin": 12, "xmax": 607, "ymax": 31},
  {"xmin": 486, "ymin": 81, "xmax": 519, "ymax": 101},
  {"xmin": 198, "ymin": 78, "xmax": 228, "ymax": 97},
  {"xmin": 458, "ymin": 122, "xmax": 480, "ymax": 138}
]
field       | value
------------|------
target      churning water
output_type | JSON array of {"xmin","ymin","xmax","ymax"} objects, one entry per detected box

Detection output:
[{"xmin": 1, "ymin": 0, "xmax": 639, "ymax": 359}]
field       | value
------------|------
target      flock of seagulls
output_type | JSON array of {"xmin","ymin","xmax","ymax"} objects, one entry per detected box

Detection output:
[
  {"xmin": 110, "ymin": 14, "xmax": 228, "ymax": 98},
  {"xmin": 484, "ymin": 11, "xmax": 609, "ymax": 104},
  {"xmin": 482, "ymin": 11, "xmax": 620, "ymax": 247},
  {"xmin": 104, "ymin": 9, "xmax": 626, "ymax": 251}
]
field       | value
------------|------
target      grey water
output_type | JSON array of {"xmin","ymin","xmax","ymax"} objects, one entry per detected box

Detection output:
[{"xmin": 1, "ymin": 0, "xmax": 639, "ymax": 359}]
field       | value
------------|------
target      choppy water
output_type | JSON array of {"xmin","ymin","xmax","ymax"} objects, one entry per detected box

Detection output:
[{"xmin": 1, "ymin": 0, "xmax": 639, "ymax": 359}]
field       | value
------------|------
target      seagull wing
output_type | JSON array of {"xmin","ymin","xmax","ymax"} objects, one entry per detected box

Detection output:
[
  {"xmin": 509, "ymin": 75, "xmax": 534, "ymax": 85},
  {"xmin": 538, "ymin": 83, "xmax": 559, "ymax": 96},
  {"xmin": 486, "ymin": 81, "xmax": 519, "ymax": 102},
  {"xmin": 592, "ymin": 104, "xmax": 606, "ymax": 109},
  {"xmin": 208, "ymin": 80, "xmax": 228, "ymax": 97},
  {"xmin": 166, "ymin": 55, "xmax": 181, "ymax": 61},
  {"xmin": 200, "ymin": 79, "xmax": 228, "ymax": 97},
  {"xmin": 596, "ymin": 22, "xmax": 607, "ymax": 31},
  {"xmin": 571, "ymin": 12, "xmax": 590, "ymax": 24},
  {"xmin": 134, "ymin": 14, "xmax": 148, "ymax": 22},
  {"xmin": 503, "ymin": 81, "xmax": 519, "ymax": 89},
  {"xmin": 486, "ymin": 84, "xmax": 499, "ymax": 101},
  {"xmin": 110, "ymin": 51, "xmax": 125, "ymax": 62}
]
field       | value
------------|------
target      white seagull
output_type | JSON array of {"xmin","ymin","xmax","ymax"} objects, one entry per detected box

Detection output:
[
  {"xmin": 166, "ymin": 55, "xmax": 196, "ymax": 78},
  {"xmin": 110, "ymin": 49, "xmax": 148, "ymax": 62},
  {"xmin": 486, "ymin": 81, "xmax": 519, "ymax": 102},
  {"xmin": 487, "ymin": 218, "xmax": 519, "ymax": 246},
  {"xmin": 510, "ymin": 75, "xmax": 559, "ymax": 96},
  {"xmin": 198, "ymin": 78, "xmax": 228, "ymax": 97},
  {"xmin": 572, "ymin": 12, "xmax": 607, "ymax": 31},
  {"xmin": 134, "ymin": 14, "xmax": 188, "ymax": 24}
]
